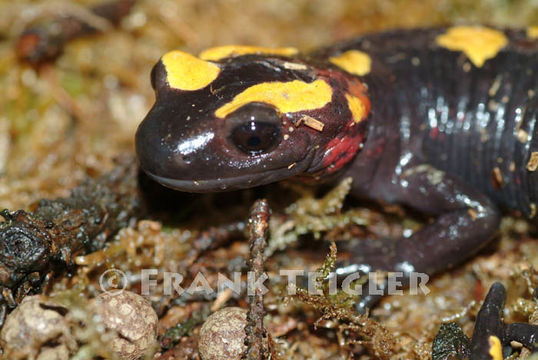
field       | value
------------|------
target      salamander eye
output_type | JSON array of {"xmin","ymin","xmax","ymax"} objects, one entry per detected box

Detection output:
[
  {"xmin": 227, "ymin": 103, "xmax": 282, "ymax": 155},
  {"xmin": 232, "ymin": 121, "xmax": 281, "ymax": 154}
]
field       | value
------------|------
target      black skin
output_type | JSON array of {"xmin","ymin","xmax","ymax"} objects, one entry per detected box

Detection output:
[
  {"xmin": 136, "ymin": 28, "xmax": 537, "ymax": 309},
  {"xmin": 322, "ymin": 28, "xmax": 537, "ymax": 308},
  {"xmin": 470, "ymin": 282, "xmax": 506, "ymax": 359}
]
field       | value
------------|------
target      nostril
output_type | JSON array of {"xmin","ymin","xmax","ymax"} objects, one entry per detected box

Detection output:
[
  {"xmin": 182, "ymin": 154, "xmax": 193, "ymax": 165},
  {"xmin": 172, "ymin": 153, "xmax": 194, "ymax": 168}
]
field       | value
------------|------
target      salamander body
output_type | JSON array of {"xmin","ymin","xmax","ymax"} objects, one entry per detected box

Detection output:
[{"xmin": 136, "ymin": 26, "xmax": 537, "ymax": 303}]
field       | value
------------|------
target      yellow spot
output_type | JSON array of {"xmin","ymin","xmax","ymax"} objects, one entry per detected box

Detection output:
[
  {"xmin": 329, "ymin": 50, "xmax": 372, "ymax": 76},
  {"xmin": 215, "ymin": 80, "xmax": 332, "ymax": 118},
  {"xmin": 436, "ymin": 26, "xmax": 508, "ymax": 67},
  {"xmin": 488, "ymin": 336, "xmax": 503, "ymax": 360},
  {"xmin": 345, "ymin": 94, "xmax": 367, "ymax": 123},
  {"xmin": 528, "ymin": 26, "xmax": 538, "ymax": 39},
  {"xmin": 199, "ymin": 45, "xmax": 298, "ymax": 61},
  {"xmin": 161, "ymin": 50, "xmax": 221, "ymax": 91}
]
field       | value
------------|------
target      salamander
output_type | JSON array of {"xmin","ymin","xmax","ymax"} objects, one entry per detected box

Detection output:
[{"xmin": 136, "ymin": 26, "xmax": 538, "ymax": 307}]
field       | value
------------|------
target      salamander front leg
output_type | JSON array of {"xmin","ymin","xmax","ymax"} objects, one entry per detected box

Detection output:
[{"xmin": 339, "ymin": 164, "xmax": 501, "ymax": 311}]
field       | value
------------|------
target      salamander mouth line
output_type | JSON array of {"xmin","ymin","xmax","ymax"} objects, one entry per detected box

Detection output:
[
  {"xmin": 143, "ymin": 148, "xmax": 317, "ymax": 192},
  {"xmin": 144, "ymin": 165, "xmax": 304, "ymax": 192}
]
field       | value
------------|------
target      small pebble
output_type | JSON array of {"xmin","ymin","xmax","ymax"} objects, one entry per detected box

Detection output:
[
  {"xmin": 0, "ymin": 295, "xmax": 71, "ymax": 360},
  {"xmin": 198, "ymin": 307, "xmax": 248, "ymax": 360},
  {"xmin": 91, "ymin": 290, "xmax": 158, "ymax": 360}
]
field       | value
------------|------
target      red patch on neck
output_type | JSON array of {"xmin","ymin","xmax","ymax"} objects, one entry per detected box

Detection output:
[
  {"xmin": 306, "ymin": 68, "xmax": 371, "ymax": 175},
  {"xmin": 321, "ymin": 77, "xmax": 370, "ymax": 173},
  {"xmin": 323, "ymin": 134, "xmax": 363, "ymax": 173}
]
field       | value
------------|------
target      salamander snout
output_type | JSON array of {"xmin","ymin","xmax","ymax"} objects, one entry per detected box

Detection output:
[{"xmin": 135, "ymin": 100, "xmax": 316, "ymax": 193}]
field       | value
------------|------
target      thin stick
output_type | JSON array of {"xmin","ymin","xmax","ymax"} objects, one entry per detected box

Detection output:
[{"xmin": 243, "ymin": 199, "xmax": 270, "ymax": 359}]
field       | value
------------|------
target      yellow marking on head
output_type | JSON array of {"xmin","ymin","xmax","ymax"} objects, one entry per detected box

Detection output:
[
  {"xmin": 215, "ymin": 80, "xmax": 332, "ymax": 118},
  {"xmin": 528, "ymin": 26, "xmax": 538, "ymax": 39},
  {"xmin": 199, "ymin": 45, "xmax": 298, "ymax": 61},
  {"xmin": 329, "ymin": 50, "xmax": 372, "ymax": 76},
  {"xmin": 436, "ymin": 26, "xmax": 508, "ymax": 67},
  {"xmin": 161, "ymin": 50, "xmax": 221, "ymax": 91},
  {"xmin": 488, "ymin": 336, "xmax": 503, "ymax": 360},
  {"xmin": 345, "ymin": 94, "xmax": 367, "ymax": 123}
]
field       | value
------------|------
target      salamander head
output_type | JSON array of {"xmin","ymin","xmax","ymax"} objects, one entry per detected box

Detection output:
[{"xmin": 136, "ymin": 48, "xmax": 370, "ymax": 192}]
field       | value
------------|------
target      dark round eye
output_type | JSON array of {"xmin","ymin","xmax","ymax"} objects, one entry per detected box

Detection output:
[
  {"xmin": 232, "ymin": 121, "xmax": 281, "ymax": 155},
  {"xmin": 227, "ymin": 103, "xmax": 282, "ymax": 155}
]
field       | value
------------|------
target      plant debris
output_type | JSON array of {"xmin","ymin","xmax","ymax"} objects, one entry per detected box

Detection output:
[
  {"xmin": 294, "ymin": 242, "xmax": 398, "ymax": 359},
  {"xmin": 432, "ymin": 322, "xmax": 471, "ymax": 360},
  {"xmin": 16, "ymin": 0, "xmax": 136, "ymax": 66},
  {"xmin": 0, "ymin": 156, "xmax": 141, "ymax": 324},
  {"xmin": 243, "ymin": 199, "xmax": 270, "ymax": 359}
]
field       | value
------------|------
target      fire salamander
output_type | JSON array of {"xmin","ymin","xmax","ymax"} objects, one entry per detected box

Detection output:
[{"xmin": 136, "ymin": 26, "xmax": 537, "ymax": 317}]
